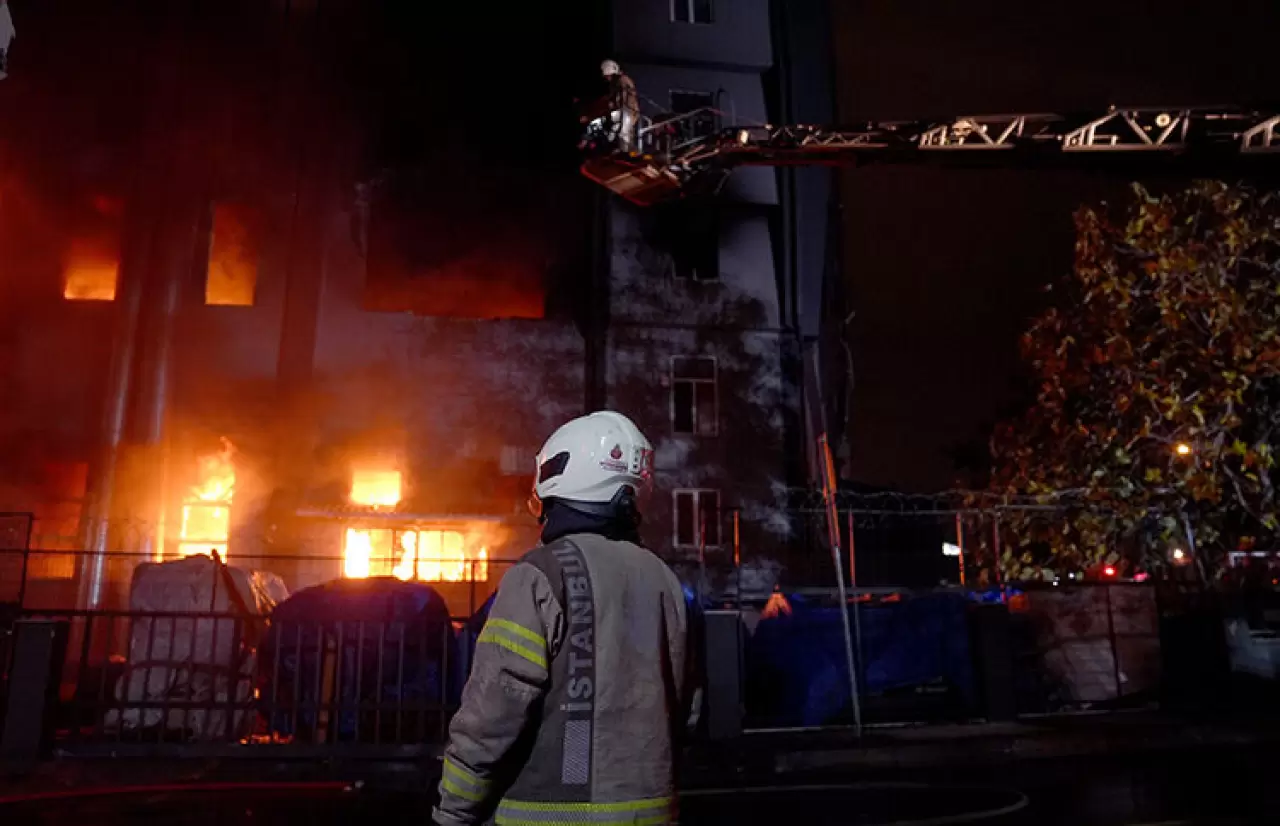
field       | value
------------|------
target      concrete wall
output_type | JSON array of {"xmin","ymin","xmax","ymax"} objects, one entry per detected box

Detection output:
[
  {"xmin": 606, "ymin": 205, "xmax": 797, "ymax": 562},
  {"xmin": 609, "ymin": 207, "xmax": 781, "ymax": 328},
  {"xmin": 607, "ymin": 325, "xmax": 796, "ymax": 559},
  {"xmin": 612, "ymin": 0, "xmax": 772, "ymax": 70},
  {"xmin": 604, "ymin": 0, "xmax": 803, "ymax": 572}
]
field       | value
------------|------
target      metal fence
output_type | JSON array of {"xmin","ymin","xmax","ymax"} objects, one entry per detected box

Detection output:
[
  {"xmin": 0, "ymin": 545, "xmax": 513, "ymax": 755},
  {"xmin": 1007, "ymin": 582, "xmax": 1163, "ymax": 714},
  {"xmin": 734, "ymin": 580, "xmax": 1166, "ymax": 730},
  {"xmin": 730, "ymin": 495, "xmax": 1178, "ymax": 727},
  {"xmin": 0, "ymin": 500, "xmax": 1192, "ymax": 753},
  {"xmin": 17, "ymin": 609, "xmax": 460, "ymax": 755},
  {"xmin": 0, "ymin": 513, "xmax": 33, "ymax": 606}
]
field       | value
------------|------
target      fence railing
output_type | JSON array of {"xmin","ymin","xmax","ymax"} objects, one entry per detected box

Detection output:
[
  {"xmin": 1, "ymin": 548, "xmax": 510, "ymax": 616},
  {"xmin": 0, "ymin": 525, "xmax": 1198, "ymax": 753},
  {"xmin": 736, "ymin": 581, "xmax": 1167, "ymax": 730},
  {"xmin": 0, "ymin": 544, "xmax": 511, "ymax": 754},
  {"xmin": 1008, "ymin": 582, "xmax": 1162, "ymax": 714},
  {"xmin": 11, "ymin": 609, "xmax": 465, "ymax": 753}
]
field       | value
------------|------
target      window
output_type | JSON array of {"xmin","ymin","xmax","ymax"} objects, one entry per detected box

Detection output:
[
  {"xmin": 671, "ymin": 227, "xmax": 718, "ymax": 282},
  {"xmin": 672, "ymin": 0, "xmax": 713, "ymax": 24},
  {"xmin": 63, "ymin": 194, "xmax": 123, "ymax": 301},
  {"xmin": 204, "ymin": 202, "xmax": 259, "ymax": 306},
  {"xmin": 674, "ymin": 489, "xmax": 721, "ymax": 548},
  {"xmin": 671, "ymin": 356, "xmax": 717, "ymax": 436},
  {"xmin": 662, "ymin": 206, "xmax": 718, "ymax": 282},
  {"xmin": 62, "ymin": 239, "xmax": 120, "ymax": 301},
  {"xmin": 342, "ymin": 528, "xmax": 489, "ymax": 582},
  {"xmin": 501, "ymin": 445, "xmax": 531, "ymax": 476},
  {"xmin": 669, "ymin": 89, "xmax": 718, "ymax": 142}
]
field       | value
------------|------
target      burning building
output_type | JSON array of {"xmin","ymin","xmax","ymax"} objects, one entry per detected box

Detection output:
[
  {"xmin": 176, "ymin": 438, "xmax": 236, "ymax": 562},
  {"xmin": 0, "ymin": 0, "xmax": 841, "ymax": 608}
]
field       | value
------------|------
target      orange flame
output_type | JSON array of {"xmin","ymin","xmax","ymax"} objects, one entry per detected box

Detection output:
[
  {"xmin": 342, "ymin": 468, "xmax": 492, "ymax": 582},
  {"xmin": 177, "ymin": 438, "xmax": 236, "ymax": 562},
  {"xmin": 343, "ymin": 527, "xmax": 374, "ymax": 578},
  {"xmin": 350, "ymin": 469, "xmax": 402, "ymax": 509},
  {"xmin": 761, "ymin": 589, "xmax": 792, "ymax": 619},
  {"xmin": 343, "ymin": 525, "xmax": 491, "ymax": 583}
]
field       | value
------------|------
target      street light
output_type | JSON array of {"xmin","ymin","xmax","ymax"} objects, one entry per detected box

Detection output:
[{"xmin": 1175, "ymin": 443, "xmax": 1193, "ymax": 456}]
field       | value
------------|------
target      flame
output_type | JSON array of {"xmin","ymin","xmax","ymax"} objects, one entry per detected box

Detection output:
[
  {"xmin": 342, "ymin": 526, "xmax": 490, "ymax": 582},
  {"xmin": 392, "ymin": 531, "xmax": 417, "ymax": 581},
  {"xmin": 191, "ymin": 438, "xmax": 236, "ymax": 503},
  {"xmin": 343, "ymin": 528, "xmax": 372, "ymax": 578},
  {"xmin": 177, "ymin": 438, "xmax": 236, "ymax": 562},
  {"xmin": 350, "ymin": 469, "xmax": 401, "ymax": 508}
]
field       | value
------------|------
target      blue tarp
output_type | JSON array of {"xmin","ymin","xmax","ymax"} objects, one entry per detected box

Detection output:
[
  {"xmin": 745, "ymin": 592, "xmax": 975, "ymax": 727},
  {"xmin": 259, "ymin": 578, "xmax": 459, "ymax": 739}
]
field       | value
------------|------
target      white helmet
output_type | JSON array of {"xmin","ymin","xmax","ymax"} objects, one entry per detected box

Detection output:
[
  {"xmin": 529, "ymin": 411, "xmax": 654, "ymax": 520},
  {"xmin": 600, "ymin": 59, "xmax": 621, "ymax": 77}
]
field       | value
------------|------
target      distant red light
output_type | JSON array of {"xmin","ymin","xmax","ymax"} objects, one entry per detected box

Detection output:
[{"xmin": 1103, "ymin": 565, "xmax": 1117, "ymax": 577}]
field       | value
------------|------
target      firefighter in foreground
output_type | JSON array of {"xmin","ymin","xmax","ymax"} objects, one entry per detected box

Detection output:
[{"xmin": 433, "ymin": 411, "xmax": 694, "ymax": 826}]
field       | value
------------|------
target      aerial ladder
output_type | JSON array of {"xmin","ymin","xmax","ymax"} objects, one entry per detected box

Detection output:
[{"xmin": 580, "ymin": 104, "xmax": 1280, "ymax": 206}]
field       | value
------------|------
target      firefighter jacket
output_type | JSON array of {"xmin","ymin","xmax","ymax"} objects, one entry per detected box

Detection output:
[
  {"xmin": 434, "ymin": 532, "xmax": 693, "ymax": 826},
  {"xmin": 608, "ymin": 73, "xmax": 639, "ymax": 116}
]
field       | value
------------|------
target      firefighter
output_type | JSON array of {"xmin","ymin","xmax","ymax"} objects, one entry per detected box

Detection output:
[
  {"xmin": 433, "ymin": 411, "xmax": 695, "ymax": 826},
  {"xmin": 601, "ymin": 59, "xmax": 639, "ymax": 153}
]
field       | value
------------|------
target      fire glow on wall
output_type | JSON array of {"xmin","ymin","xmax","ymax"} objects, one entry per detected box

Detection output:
[
  {"xmin": 342, "ymin": 469, "xmax": 489, "ymax": 583},
  {"xmin": 177, "ymin": 439, "xmax": 236, "ymax": 562},
  {"xmin": 62, "ymin": 237, "xmax": 119, "ymax": 301},
  {"xmin": 62, "ymin": 195, "xmax": 124, "ymax": 301}
]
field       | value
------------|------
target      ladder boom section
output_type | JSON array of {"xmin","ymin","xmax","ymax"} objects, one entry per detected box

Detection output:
[{"xmin": 581, "ymin": 106, "xmax": 1280, "ymax": 205}]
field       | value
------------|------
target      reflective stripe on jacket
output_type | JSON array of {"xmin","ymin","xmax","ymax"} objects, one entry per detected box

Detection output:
[{"xmin": 433, "ymin": 533, "xmax": 691, "ymax": 826}]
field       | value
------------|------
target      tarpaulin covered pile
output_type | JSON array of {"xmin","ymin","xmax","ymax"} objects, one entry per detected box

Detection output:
[
  {"xmin": 105, "ymin": 554, "xmax": 287, "ymax": 740},
  {"xmin": 259, "ymin": 578, "xmax": 458, "ymax": 742},
  {"xmin": 744, "ymin": 592, "xmax": 975, "ymax": 727}
]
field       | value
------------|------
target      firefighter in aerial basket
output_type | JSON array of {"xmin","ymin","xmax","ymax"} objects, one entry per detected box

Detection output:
[
  {"xmin": 601, "ymin": 59, "xmax": 639, "ymax": 153},
  {"xmin": 433, "ymin": 411, "xmax": 697, "ymax": 826}
]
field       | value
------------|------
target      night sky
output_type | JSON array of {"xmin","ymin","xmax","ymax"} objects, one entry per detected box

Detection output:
[{"xmin": 834, "ymin": 0, "xmax": 1280, "ymax": 492}]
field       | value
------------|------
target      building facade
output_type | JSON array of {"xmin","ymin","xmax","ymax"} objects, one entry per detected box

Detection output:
[
  {"xmin": 0, "ymin": 0, "xmax": 839, "ymax": 610},
  {"xmin": 604, "ymin": 0, "xmax": 839, "ymax": 585},
  {"xmin": 606, "ymin": 0, "xmax": 793, "ymax": 579}
]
